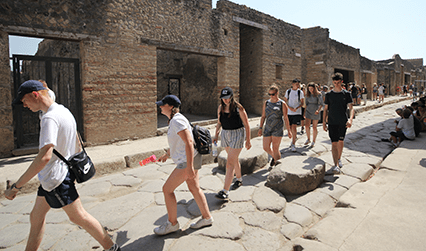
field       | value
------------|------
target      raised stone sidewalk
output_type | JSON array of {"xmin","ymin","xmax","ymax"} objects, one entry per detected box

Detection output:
[{"xmin": 0, "ymin": 96, "xmax": 419, "ymax": 250}]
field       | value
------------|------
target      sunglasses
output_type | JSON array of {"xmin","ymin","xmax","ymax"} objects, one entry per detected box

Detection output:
[{"xmin": 268, "ymin": 93, "xmax": 277, "ymax": 96}]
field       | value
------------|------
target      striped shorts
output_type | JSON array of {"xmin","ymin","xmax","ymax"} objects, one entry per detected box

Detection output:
[{"xmin": 221, "ymin": 127, "xmax": 245, "ymax": 149}]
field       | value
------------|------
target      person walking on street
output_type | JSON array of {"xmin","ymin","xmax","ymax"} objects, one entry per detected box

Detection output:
[
  {"xmin": 258, "ymin": 84, "xmax": 292, "ymax": 170},
  {"xmin": 154, "ymin": 95, "xmax": 213, "ymax": 235},
  {"xmin": 214, "ymin": 87, "xmax": 251, "ymax": 199},
  {"xmin": 361, "ymin": 83, "xmax": 368, "ymax": 105},
  {"xmin": 304, "ymin": 82, "xmax": 323, "ymax": 147},
  {"xmin": 5, "ymin": 80, "xmax": 120, "ymax": 251},
  {"xmin": 323, "ymin": 73, "xmax": 354, "ymax": 174},
  {"xmin": 284, "ymin": 78, "xmax": 305, "ymax": 152},
  {"xmin": 378, "ymin": 83, "xmax": 385, "ymax": 103}
]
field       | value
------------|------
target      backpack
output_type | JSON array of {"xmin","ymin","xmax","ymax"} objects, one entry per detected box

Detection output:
[
  {"xmin": 191, "ymin": 124, "xmax": 212, "ymax": 155},
  {"xmin": 286, "ymin": 89, "xmax": 301, "ymax": 102},
  {"xmin": 413, "ymin": 115, "xmax": 422, "ymax": 137}
]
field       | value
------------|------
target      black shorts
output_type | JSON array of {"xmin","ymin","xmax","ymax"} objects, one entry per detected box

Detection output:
[
  {"xmin": 288, "ymin": 115, "xmax": 302, "ymax": 125},
  {"xmin": 37, "ymin": 170, "xmax": 79, "ymax": 209},
  {"xmin": 328, "ymin": 124, "xmax": 347, "ymax": 142},
  {"xmin": 390, "ymin": 131, "xmax": 408, "ymax": 141}
]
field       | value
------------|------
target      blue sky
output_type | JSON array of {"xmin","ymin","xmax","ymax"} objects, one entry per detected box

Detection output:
[{"xmin": 9, "ymin": 0, "xmax": 426, "ymax": 63}]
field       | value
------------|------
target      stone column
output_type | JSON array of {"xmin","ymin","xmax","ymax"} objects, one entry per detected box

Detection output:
[{"xmin": 0, "ymin": 31, "xmax": 14, "ymax": 157}]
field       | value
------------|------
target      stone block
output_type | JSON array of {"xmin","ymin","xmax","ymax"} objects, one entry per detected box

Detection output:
[
  {"xmin": 218, "ymin": 138, "xmax": 268, "ymax": 175},
  {"xmin": 266, "ymin": 156, "xmax": 325, "ymax": 195}
]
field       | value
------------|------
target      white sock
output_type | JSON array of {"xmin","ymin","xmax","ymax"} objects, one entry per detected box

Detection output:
[{"xmin": 236, "ymin": 178, "xmax": 242, "ymax": 182}]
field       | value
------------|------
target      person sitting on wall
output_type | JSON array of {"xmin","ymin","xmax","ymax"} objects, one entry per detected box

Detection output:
[{"xmin": 382, "ymin": 109, "xmax": 416, "ymax": 147}]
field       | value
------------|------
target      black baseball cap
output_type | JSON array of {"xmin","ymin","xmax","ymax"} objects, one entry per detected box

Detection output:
[
  {"xmin": 13, "ymin": 80, "xmax": 47, "ymax": 105},
  {"xmin": 156, "ymin": 95, "xmax": 181, "ymax": 107},
  {"xmin": 220, "ymin": 87, "xmax": 233, "ymax": 99}
]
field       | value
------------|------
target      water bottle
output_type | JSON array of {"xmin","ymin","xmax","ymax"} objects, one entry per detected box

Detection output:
[{"xmin": 212, "ymin": 142, "xmax": 218, "ymax": 157}]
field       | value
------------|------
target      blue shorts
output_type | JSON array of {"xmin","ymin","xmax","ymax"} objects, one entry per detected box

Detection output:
[
  {"xmin": 37, "ymin": 170, "xmax": 79, "ymax": 209},
  {"xmin": 176, "ymin": 152, "xmax": 202, "ymax": 170}
]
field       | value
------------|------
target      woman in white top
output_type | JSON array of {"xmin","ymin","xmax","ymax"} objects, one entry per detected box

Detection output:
[{"xmin": 154, "ymin": 95, "xmax": 213, "ymax": 235}]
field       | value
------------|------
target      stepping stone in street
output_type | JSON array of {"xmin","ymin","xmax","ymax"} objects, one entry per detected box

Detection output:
[
  {"xmin": 266, "ymin": 156, "xmax": 325, "ymax": 195},
  {"xmin": 217, "ymin": 138, "xmax": 268, "ymax": 175}
]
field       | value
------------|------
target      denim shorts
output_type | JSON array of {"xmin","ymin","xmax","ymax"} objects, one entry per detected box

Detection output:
[
  {"xmin": 37, "ymin": 170, "xmax": 79, "ymax": 209},
  {"xmin": 176, "ymin": 152, "xmax": 202, "ymax": 170}
]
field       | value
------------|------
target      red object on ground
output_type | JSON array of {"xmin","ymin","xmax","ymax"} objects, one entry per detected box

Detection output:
[{"xmin": 139, "ymin": 155, "xmax": 157, "ymax": 166}]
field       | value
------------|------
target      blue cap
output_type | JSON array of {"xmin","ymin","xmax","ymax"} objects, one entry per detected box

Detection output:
[
  {"xmin": 13, "ymin": 80, "xmax": 47, "ymax": 105},
  {"xmin": 156, "ymin": 95, "xmax": 181, "ymax": 107}
]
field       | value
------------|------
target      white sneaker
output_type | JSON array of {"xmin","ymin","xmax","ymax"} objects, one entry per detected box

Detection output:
[
  {"xmin": 332, "ymin": 166, "xmax": 341, "ymax": 174},
  {"xmin": 291, "ymin": 145, "xmax": 296, "ymax": 152},
  {"xmin": 190, "ymin": 217, "xmax": 214, "ymax": 229},
  {"xmin": 338, "ymin": 159, "xmax": 343, "ymax": 168},
  {"xmin": 154, "ymin": 220, "xmax": 180, "ymax": 235},
  {"xmin": 310, "ymin": 142, "xmax": 315, "ymax": 147},
  {"xmin": 304, "ymin": 139, "xmax": 311, "ymax": 145}
]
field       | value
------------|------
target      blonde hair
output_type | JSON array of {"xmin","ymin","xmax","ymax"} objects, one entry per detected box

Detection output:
[{"xmin": 269, "ymin": 84, "xmax": 279, "ymax": 93}]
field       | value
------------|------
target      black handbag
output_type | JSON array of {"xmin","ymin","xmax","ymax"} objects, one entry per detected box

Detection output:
[{"xmin": 53, "ymin": 133, "xmax": 96, "ymax": 183}]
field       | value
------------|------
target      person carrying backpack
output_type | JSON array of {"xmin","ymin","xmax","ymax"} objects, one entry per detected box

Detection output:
[
  {"xmin": 284, "ymin": 78, "xmax": 305, "ymax": 152},
  {"xmin": 154, "ymin": 95, "xmax": 213, "ymax": 235}
]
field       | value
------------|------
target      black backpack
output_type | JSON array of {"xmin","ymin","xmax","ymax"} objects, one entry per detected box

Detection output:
[
  {"xmin": 191, "ymin": 124, "xmax": 212, "ymax": 154},
  {"xmin": 287, "ymin": 89, "xmax": 301, "ymax": 102},
  {"xmin": 413, "ymin": 115, "xmax": 422, "ymax": 137}
]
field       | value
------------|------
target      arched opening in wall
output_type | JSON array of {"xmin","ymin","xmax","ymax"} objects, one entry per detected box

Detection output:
[
  {"xmin": 9, "ymin": 35, "xmax": 82, "ymax": 153},
  {"xmin": 334, "ymin": 68, "xmax": 354, "ymax": 86},
  {"xmin": 239, "ymin": 24, "xmax": 263, "ymax": 115},
  {"xmin": 156, "ymin": 49, "xmax": 217, "ymax": 129}
]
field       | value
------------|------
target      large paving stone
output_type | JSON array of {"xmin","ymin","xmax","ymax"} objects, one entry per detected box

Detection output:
[
  {"xmin": 304, "ymin": 208, "xmax": 368, "ymax": 249},
  {"xmin": 228, "ymin": 186, "xmax": 256, "ymax": 202},
  {"xmin": 78, "ymin": 180, "xmax": 112, "ymax": 197},
  {"xmin": 40, "ymin": 224, "xmax": 76, "ymax": 250},
  {"xmin": 88, "ymin": 191, "xmax": 154, "ymax": 230},
  {"xmin": 283, "ymin": 203, "xmax": 313, "ymax": 227},
  {"xmin": 192, "ymin": 212, "xmax": 243, "ymax": 240},
  {"xmin": 51, "ymin": 225, "xmax": 100, "ymax": 250},
  {"xmin": 0, "ymin": 224, "xmax": 29, "ymax": 248},
  {"xmin": 316, "ymin": 182, "xmax": 348, "ymax": 200},
  {"xmin": 0, "ymin": 213, "xmax": 23, "ymax": 230},
  {"xmin": 293, "ymin": 192, "xmax": 336, "ymax": 217},
  {"xmin": 341, "ymin": 163, "xmax": 374, "ymax": 181},
  {"xmin": 220, "ymin": 201, "xmax": 257, "ymax": 214},
  {"xmin": 280, "ymin": 222, "xmax": 304, "ymax": 240},
  {"xmin": 170, "ymin": 235, "xmax": 245, "ymax": 251},
  {"xmin": 199, "ymin": 175, "xmax": 223, "ymax": 192},
  {"xmin": 217, "ymin": 138, "xmax": 268, "ymax": 175},
  {"xmin": 115, "ymin": 205, "xmax": 190, "ymax": 251},
  {"xmin": 241, "ymin": 211, "xmax": 284, "ymax": 231},
  {"xmin": 241, "ymin": 226, "xmax": 283, "ymax": 251},
  {"xmin": 187, "ymin": 193, "xmax": 225, "ymax": 217},
  {"xmin": 266, "ymin": 156, "xmax": 325, "ymax": 195},
  {"xmin": 123, "ymin": 165, "xmax": 167, "ymax": 180},
  {"xmin": 323, "ymin": 175, "xmax": 360, "ymax": 189},
  {"xmin": 252, "ymin": 185, "xmax": 286, "ymax": 212}
]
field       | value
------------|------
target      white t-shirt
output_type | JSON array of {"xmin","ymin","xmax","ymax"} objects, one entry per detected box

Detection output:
[
  {"xmin": 285, "ymin": 89, "xmax": 304, "ymax": 115},
  {"xmin": 397, "ymin": 115, "xmax": 416, "ymax": 140},
  {"xmin": 39, "ymin": 103, "xmax": 77, "ymax": 191},
  {"xmin": 378, "ymin": 86, "xmax": 385, "ymax": 95},
  {"xmin": 167, "ymin": 113, "xmax": 194, "ymax": 164}
]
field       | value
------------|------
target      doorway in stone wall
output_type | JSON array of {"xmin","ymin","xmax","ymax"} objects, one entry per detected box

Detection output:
[
  {"xmin": 12, "ymin": 55, "xmax": 83, "ymax": 149},
  {"xmin": 334, "ymin": 68, "xmax": 354, "ymax": 85},
  {"xmin": 239, "ymin": 24, "xmax": 262, "ymax": 115}
]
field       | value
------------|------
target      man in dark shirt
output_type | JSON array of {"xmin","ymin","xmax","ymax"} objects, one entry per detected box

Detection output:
[{"xmin": 323, "ymin": 73, "xmax": 354, "ymax": 174}]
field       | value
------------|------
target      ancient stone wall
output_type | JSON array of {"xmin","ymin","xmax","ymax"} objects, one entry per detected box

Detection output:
[
  {"xmin": 302, "ymin": 27, "xmax": 329, "ymax": 86},
  {"xmin": 217, "ymin": 0, "xmax": 302, "ymax": 115},
  {"xmin": 0, "ymin": 32, "xmax": 13, "ymax": 157}
]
